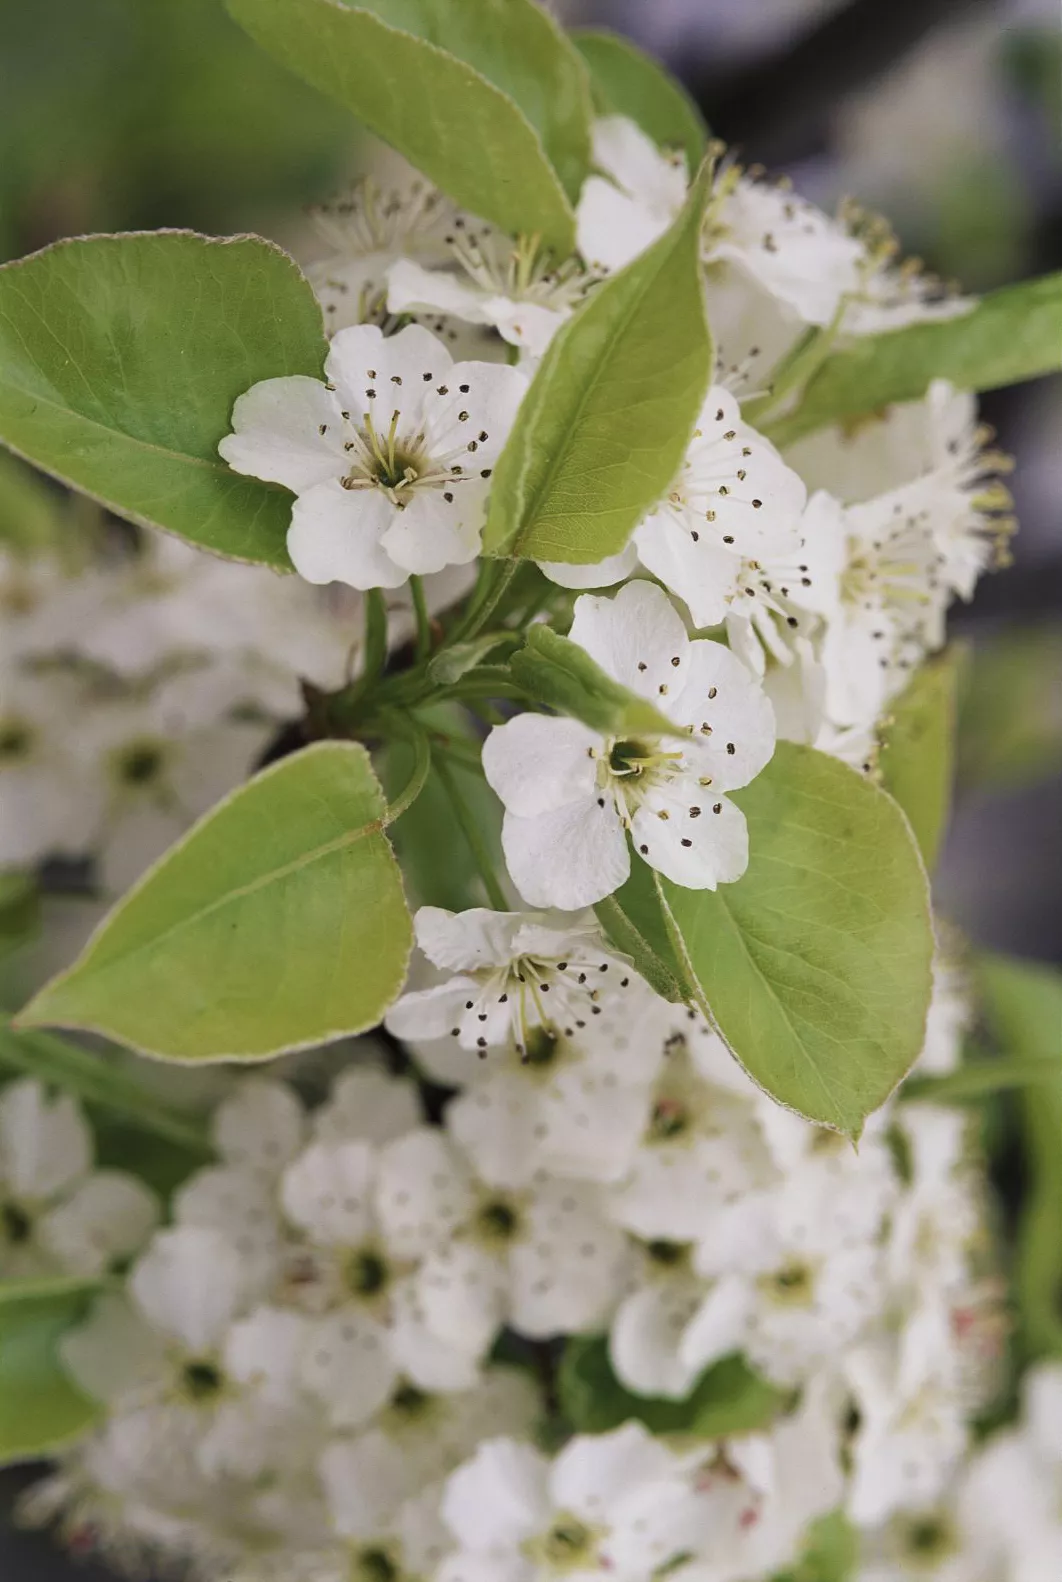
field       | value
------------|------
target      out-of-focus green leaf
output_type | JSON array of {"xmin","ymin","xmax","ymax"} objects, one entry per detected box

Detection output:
[
  {"xmin": 879, "ymin": 648, "xmax": 962, "ymax": 870},
  {"xmin": 483, "ymin": 162, "xmax": 713, "ymax": 562},
  {"xmin": 661, "ymin": 744, "xmax": 934, "ymax": 1137},
  {"xmin": 227, "ymin": 0, "xmax": 583, "ymax": 251},
  {"xmin": 0, "ymin": 453, "xmax": 65, "ymax": 553},
  {"xmin": 773, "ymin": 273, "xmax": 1062, "ymax": 445},
  {"xmin": 559, "ymin": 1335, "xmax": 783, "ymax": 1438},
  {"xmin": 0, "ymin": 1277, "xmax": 100, "ymax": 1463},
  {"xmin": 0, "ymin": 232, "xmax": 327, "ymax": 567},
  {"xmin": 958, "ymin": 624, "xmax": 1062, "ymax": 794},
  {"xmin": 0, "ymin": 873, "xmax": 40, "ymax": 960},
  {"xmin": 573, "ymin": 28, "xmax": 706, "ymax": 168},
  {"xmin": 18, "ymin": 744, "xmax": 413, "ymax": 1062},
  {"xmin": 774, "ymin": 1511, "xmax": 859, "ymax": 1582}
]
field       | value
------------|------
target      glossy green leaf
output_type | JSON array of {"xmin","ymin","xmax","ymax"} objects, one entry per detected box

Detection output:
[
  {"xmin": 573, "ymin": 28, "xmax": 706, "ymax": 168},
  {"xmin": 0, "ymin": 232, "xmax": 326, "ymax": 566},
  {"xmin": 773, "ymin": 272, "xmax": 1062, "ymax": 444},
  {"xmin": 559, "ymin": 1336, "xmax": 783, "ymax": 1438},
  {"xmin": 0, "ymin": 1019, "xmax": 212, "ymax": 1155},
  {"xmin": 595, "ymin": 851, "xmax": 695, "ymax": 1005},
  {"xmin": 483, "ymin": 161, "xmax": 713, "ymax": 562},
  {"xmin": 958, "ymin": 622, "xmax": 1062, "ymax": 794},
  {"xmin": 227, "ymin": 0, "xmax": 581, "ymax": 251},
  {"xmin": 510, "ymin": 625, "xmax": 678, "ymax": 738},
  {"xmin": 879, "ymin": 648, "xmax": 962, "ymax": 870},
  {"xmin": 0, "ymin": 1277, "xmax": 100, "ymax": 1463},
  {"xmin": 978, "ymin": 954, "xmax": 1062, "ymax": 1359},
  {"xmin": 660, "ymin": 743, "xmax": 934, "ymax": 1136},
  {"xmin": 18, "ymin": 743, "xmax": 413, "ymax": 1062}
]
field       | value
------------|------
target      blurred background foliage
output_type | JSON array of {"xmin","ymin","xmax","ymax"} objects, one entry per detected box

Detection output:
[{"xmin": 0, "ymin": 0, "xmax": 1059, "ymax": 1575}]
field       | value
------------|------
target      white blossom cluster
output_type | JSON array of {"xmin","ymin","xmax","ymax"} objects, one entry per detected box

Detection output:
[
  {"xmin": 219, "ymin": 119, "xmax": 1014, "ymax": 910},
  {"xmin": 18, "ymin": 930, "xmax": 1037, "ymax": 1582},
  {"xmin": 0, "ymin": 527, "xmax": 471, "ymax": 901}
]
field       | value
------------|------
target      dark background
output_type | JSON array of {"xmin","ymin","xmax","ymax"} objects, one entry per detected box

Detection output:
[{"xmin": 1, "ymin": 0, "xmax": 1059, "ymax": 1574}]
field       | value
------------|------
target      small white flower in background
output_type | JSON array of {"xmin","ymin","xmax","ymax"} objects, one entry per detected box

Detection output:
[
  {"xmin": 917, "ymin": 956, "xmax": 971, "ymax": 1076},
  {"xmin": 483, "ymin": 581, "xmax": 776, "ymax": 910},
  {"xmin": 576, "ymin": 115, "xmax": 688, "ymax": 273},
  {"xmin": 211, "ymin": 1078, "xmax": 306, "ymax": 1183},
  {"xmin": 388, "ymin": 219, "xmax": 591, "ymax": 361},
  {"xmin": 305, "ymin": 171, "xmax": 457, "ymax": 334},
  {"xmin": 375, "ymin": 1127, "xmax": 628, "ymax": 1358},
  {"xmin": 413, "ymin": 988, "xmax": 671, "ymax": 1189},
  {"xmin": 885, "ymin": 1106, "xmax": 981, "ymax": 1303},
  {"xmin": 0, "ymin": 1079, "xmax": 157, "ymax": 1281},
  {"xmin": 311, "ymin": 1063, "xmax": 423, "ymax": 1145},
  {"xmin": 386, "ymin": 905, "xmax": 639, "ymax": 1057},
  {"xmin": 437, "ymin": 1423, "xmax": 712, "ymax": 1582},
  {"xmin": 279, "ymin": 1137, "xmax": 481, "ymax": 1426},
  {"xmin": 219, "ymin": 322, "xmax": 527, "ymax": 591},
  {"xmin": 0, "ymin": 670, "xmax": 105, "ymax": 867},
  {"xmin": 318, "ymin": 1435, "xmax": 453, "ymax": 1581},
  {"xmin": 956, "ymin": 1363, "xmax": 1062, "ymax": 1578}
]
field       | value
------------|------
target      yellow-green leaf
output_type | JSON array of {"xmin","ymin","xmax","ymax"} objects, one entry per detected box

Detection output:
[{"xmin": 879, "ymin": 648, "xmax": 962, "ymax": 870}]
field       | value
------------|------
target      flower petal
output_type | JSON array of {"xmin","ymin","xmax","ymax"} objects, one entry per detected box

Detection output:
[
  {"xmin": 610, "ymin": 1279, "xmax": 706, "ymax": 1399},
  {"xmin": 537, "ymin": 543, "xmax": 639, "ymax": 590},
  {"xmin": 213, "ymin": 1080, "xmax": 305, "ymax": 1180},
  {"xmin": 374, "ymin": 1127, "xmax": 476, "ymax": 1259},
  {"xmin": 37, "ymin": 1171, "xmax": 159, "ymax": 1277},
  {"xmin": 300, "ymin": 1309, "xmax": 396, "ymax": 1427},
  {"xmin": 288, "ymin": 479, "xmax": 406, "ymax": 591},
  {"xmin": 671, "ymin": 638, "xmax": 777, "ymax": 788},
  {"xmin": 634, "ymin": 510, "xmax": 736, "ymax": 629},
  {"xmin": 569, "ymin": 580, "xmax": 692, "ymax": 701},
  {"xmin": 483, "ymin": 714, "xmax": 599, "ymax": 817},
  {"xmin": 632, "ymin": 787, "xmax": 749, "ymax": 890},
  {"xmin": 325, "ymin": 321, "xmax": 453, "ymax": 414},
  {"xmin": 381, "ymin": 484, "xmax": 486, "ymax": 575},
  {"xmin": 280, "ymin": 1141, "xmax": 375, "ymax": 1248},
  {"xmin": 0, "ymin": 1079, "xmax": 92, "ymax": 1201},
  {"xmin": 218, "ymin": 376, "xmax": 344, "ymax": 492},
  {"xmin": 441, "ymin": 1437, "xmax": 551, "ymax": 1551},
  {"xmin": 130, "ymin": 1225, "xmax": 247, "ymax": 1353},
  {"xmin": 501, "ymin": 798, "xmax": 630, "ymax": 910}
]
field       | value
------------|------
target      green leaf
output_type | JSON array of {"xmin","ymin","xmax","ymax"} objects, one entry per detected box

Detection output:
[
  {"xmin": 227, "ymin": 0, "xmax": 581, "ymax": 252},
  {"xmin": 774, "ymin": 1511, "xmax": 859, "ymax": 1582},
  {"xmin": 902, "ymin": 1055, "xmax": 1061, "ymax": 1105},
  {"xmin": 427, "ymin": 633, "xmax": 516, "ymax": 687},
  {"xmin": 595, "ymin": 854, "xmax": 694, "ymax": 1005},
  {"xmin": 0, "ymin": 1019, "xmax": 212, "ymax": 1156},
  {"xmin": 659, "ymin": 743, "xmax": 934, "ymax": 1136},
  {"xmin": 773, "ymin": 272, "xmax": 1062, "ymax": 444},
  {"xmin": 878, "ymin": 648, "xmax": 962, "ymax": 870},
  {"xmin": 0, "ymin": 232, "xmax": 326, "ymax": 567},
  {"xmin": 482, "ymin": 161, "xmax": 713, "ymax": 562},
  {"xmin": 559, "ymin": 1335, "xmax": 783, "ymax": 1438},
  {"xmin": 977, "ymin": 953, "xmax": 1062, "ymax": 1359},
  {"xmin": 510, "ymin": 625, "xmax": 678, "ymax": 738},
  {"xmin": 573, "ymin": 28, "xmax": 706, "ymax": 169},
  {"xmin": 17, "ymin": 743, "xmax": 413, "ymax": 1062},
  {"xmin": 0, "ymin": 872, "xmax": 40, "ymax": 960},
  {"xmin": 0, "ymin": 1277, "xmax": 100, "ymax": 1463},
  {"xmin": 958, "ymin": 622, "xmax": 1062, "ymax": 794}
]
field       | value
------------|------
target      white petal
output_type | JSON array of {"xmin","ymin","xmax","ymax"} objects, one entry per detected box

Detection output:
[
  {"xmin": 678, "ymin": 1276, "xmax": 754, "ymax": 1374},
  {"xmin": 387, "ymin": 258, "xmax": 492, "ymax": 326},
  {"xmin": 385, "ymin": 979, "xmax": 485, "ymax": 1043},
  {"xmin": 36, "ymin": 1171, "xmax": 159, "ymax": 1277},
  {"xmin": 389, "ymin": 1274, "xmax": 484, "ymax": 1392},
  {"xmin": 634, "ymin": 511, "xmax": 736, "ymax": 629},
  {"xmin": 530, "ymin": 1070, "xmax": 651, "ymax": 1184},
  {"xmin": 631, "ymin": 788, "xmax": 749, "ymax": 890},
  {"xmin": 610, "ymin": 1280, "xmax": 706, "ymax": 1398},
  {"xmin": 508, "ymin": 1183, "xmax": 628, "ymax": 1336},
  {"xmin": 223, "ymin": 1304, "xmax": 310, "ymax": 1406},
  {"xmin": 415, "ymin": 905, "xmax": 522, "ymax": 970},
  {"xmin": 591, "ymin": 115, "xmax": 688, "ymax": 209},
  {"xmin": 218, "ymin": 376, "xmax": 344, "ymax": 491},
  {"xmin": 577, "ymin": 177, "xmax": 671, "ymax": 273},
  {"xmin": 568, "ymin": 580, "xmax": 691, "ymax": 700},
  {"xmin": 374, "ymin": 1128, "xmax": 476, "ymax": 1259},
  {"xmin": 550, "ymin": 1420, "xmax": 677, "ymax": 1519},
  {"xmin": 0, "ymin": 1080, "xmax": 91, "ymax": 1201},
  {"xmin": 502, "ymin": 798, "xmax": 631, "ymax": 910},
  {"xmin": 320, "ymin": 1430, "xmax": 411, "ymax": 1539},
  {"xmin": 447, "ymin": 1071, "xmax": 542, "ymax": 1190},
  {"xmin": 381, "ymin": 483, "xmax": 486, "ymax": 575},
  {"xmin": 59, "ymin": 1291, "xmax": 169, "ymax": 1404},
  {"xmin": 435, "ymin": 1556, "xmax": 530, "ymax": 1582},
  {"xmin": 432, "ymin": 358, "xmax": 529, "ymax": 467},
  {"xmin": 213, "ymin": 1079, "xmax": 305, "ymax": 1179},
  {"xmin": 300, "ymin": 1309, "xmax": 396, "ymax": 1427},
  {"xmin": 441, "ymin": 1437, "xmax": 551, "ymax": 1551},
  {"xmin": 414, "ymin": 1241, "xmax": 506, "ymax": 1358},
  {"xmin": 288, "ymin": 478, "xmax": 407, "ymax": 590},
  {"xmin": 538, "ymin": 543, "xmax": 639, "ymax": 590},
  {"xmin": 280, "ymin": 1141, "xmax": 376, "ymax": 1247},
  {"xmin": 173, "ymin": 1164, "xmax": 282, "ymax": 1300},
  {"xmin": 485, "ymin": 298, "xmax": 568, "ymax": 356},
  {"xmin": 312, "ymin": 1067, "xmax": 423, "ymax": 1146},
  {"xmin": 482, "ymin": 714, "xmax": 600, "ymax": 817},
  {"xmin": 130, "ymin": 1225, "xmax": 247, "ymax": 1353},
  {"xmin": 325, "ymin": 320, "xmax": 453, "ymax": 413},
  {"xmin": 670, "ymin": 639, "xmax": 777, "ymax": 788}
]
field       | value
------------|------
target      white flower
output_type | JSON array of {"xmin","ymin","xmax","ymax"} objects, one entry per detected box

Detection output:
[
  {"xmin": 576, "ymin": 116, "xmax": 688, "ymax": 273},
  {"xmin": 0, "ymin": 1079, "xmax": 157, "ymax": 1281},
  {"xmin": 375, "ymin": 1127, "xmax": 628, "ymax": 1356},
  {"xmin": 305, "ymin": 171, "xmax": 457, "ymax": 334},
  {"xmin": 311, "ymin": 1063, "xmax": 423, "ymax": 1146},
  {"xmin": 483, "ymin": 582, "xmax": 776, "ymax": 910},
  {"xmin": 438, "ymin": 1423, "xmax": 712, "ymax": 1581},
  {"xmin": 212, "ymin": 1078, "xmax": 306, "ymax": 1184},
  {"xmin": 885, "ymin": 1106, "xmax": 981, "ymax": 1302},
  {"xmin": 279, "ymin": 1138, "xmax": 480, "ymax": 1426},
  {"xmin": 219, "ymin": 322, "xmax": 527, "ymax": 590},
  {"xmin": 317, "ymin": 1434, "xmax": 453, "ymax": 1580},
  {"xmin": 388, "ymin": 221, "xmax": 590, "ymax": 360},
  {"xmin": 386, "ymin": 905, "xmax": 640, "ymax": 1057},
  {"xmin": 0, "ymin": 670, "xmax": 105, "ymax": 866},
  {"xmin": 419, "ymin": 989, "xmax": 671, "ymax": 1189},
  {"xmin": 917, "ymin": 956, "xmax": 971, "ymax": 1076}
]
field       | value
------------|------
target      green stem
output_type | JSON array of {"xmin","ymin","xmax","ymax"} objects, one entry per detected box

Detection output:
[
  {"xmin": 434, "ymin": 751, "xmax": 509, "ymax": 910},
  {"xmin": 901, "ymin": 1056, "xmax": 1062, "ymax": 1105},
  {"xmin": 383, "ymin": 724, "xmax": 432, "ymax": 824},
  {"xmin": 409, "ymin": 575, "xmax": 432, "ymax": 662},
  {"xmin": 449, "ymin": 561, "xmax": 518, "ymax": 646}
]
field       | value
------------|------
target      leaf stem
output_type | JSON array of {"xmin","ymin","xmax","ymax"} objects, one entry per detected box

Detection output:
[
  {"xmin": 433, "ymin": 752, "xmax": 509, "ymax": 910},
  {"xmin": 409, "ymin": 575, "xmax": 432, "ymax": 662},
  {"xmin": 383, "ymin": 725, "xmax": 432, "ymax": 825}
]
